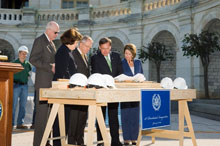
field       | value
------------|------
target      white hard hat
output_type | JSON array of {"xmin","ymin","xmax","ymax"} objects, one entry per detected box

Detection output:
[
  {"xmin": 133, "ymin": 73, "xmax": 146, "ymax": 82},
  {"xmin": 103, "ymin": 74, "xmax": 115, "ymax": 88},
  {"xmin": 114, "ymin": 74, "xmax": 134, "ymax": 82},
  {"xmin": 18, "ymin": 45, "xmax": 29, "ymax": 53},
  {"xmin": 69, "ymin": 73, "xmax": 88, "ymax": 87},
  {"xmin": 173, "ymin": 77, "xmax": 188, "ymax": 89},
  {"xmin": 88, "ymin": 73, "xmax": 107, "ymax": 88},
  {"xmin": 160, "ymin": 77, "xmax": 174, "ymax": 89}
]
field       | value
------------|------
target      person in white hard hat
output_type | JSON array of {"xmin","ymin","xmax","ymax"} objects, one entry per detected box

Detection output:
[
  {"xmin": 12, "ymin": 45, "xmax": 32, "ymax": 129},
  {"xmin": 120, "ymin": 44, "xmax": 143, "ymax": 146}
]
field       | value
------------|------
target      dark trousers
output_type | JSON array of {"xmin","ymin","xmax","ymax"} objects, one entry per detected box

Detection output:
[
  {"xmin": 68, "ymin": 105, "xmax": 88, "ymax": 145},
  {"xmin": 53, "ymin": 105, "xmax": 88, "ymax": 146},
  {"xmin": 121, "ymin": 102, "xmax": 139, "ymax": 141},
  {"xmin": 96, "ymin": 103, "xmax": 120, "ymax": 143},
  {"xmin": 33, "ymin": 89, "xmax": 50, "ymax": 146},
  {"xmin": 32, "ymin": 90, "xmax": 36, "ymax": 125}
]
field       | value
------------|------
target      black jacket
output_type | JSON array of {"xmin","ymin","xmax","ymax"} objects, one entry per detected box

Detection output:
[
  {"xmin": 72, "ymin": 48, "xmax": 90, "ymax": 77},
  {"xmin": 91, "ymin": 51, "xmax": 123, "ymax": 77},
  {"xmin": 53, "ymin": 44, "xmax": 77, "ymax": 80}
]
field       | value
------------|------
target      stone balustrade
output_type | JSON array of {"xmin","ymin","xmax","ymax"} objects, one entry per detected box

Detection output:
[
  {"xmin": 91, "ymin": 3, "xmax": 131, "ymax": 19},
  {"xmin": 37, "ymin": 9, "xmax": 79, "ymax": 23},
  {"xmin": 0, "ymin": 9, "xmax": 22, "ymax": 25},
  {"xmin": 145, "ymin": 0, "xmax": 181, "ymax": 11},
  {"xmin": 0, "ymin": 0, "xmax": 183, "ymax": 25}
]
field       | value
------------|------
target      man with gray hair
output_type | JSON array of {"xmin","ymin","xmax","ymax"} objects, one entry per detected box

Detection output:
[
  {"xmin": 68, "ymin": 35, "xmax": 93, "ymax": 145},
  {"xmin": 30, "ymin": 21, "xmax": 60, "ymax": 146}
]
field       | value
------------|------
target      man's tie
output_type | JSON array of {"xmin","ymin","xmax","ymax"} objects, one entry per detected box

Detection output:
[
  {"xmin": 105, "ymin": 56, "xmax": 112, "ymax": 72},
  {"xmin": 81, "ymin": 54, "xmax": 88, "ymax": 67}
]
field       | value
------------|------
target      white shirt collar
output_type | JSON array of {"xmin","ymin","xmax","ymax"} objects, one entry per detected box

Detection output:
[
  {"xmin": 44, "ymin": 33, "xmax": 50, "ymax": 42},
  {"xmin": 77, "ymin": 48, "xmax": 83, "ymax": 55}
]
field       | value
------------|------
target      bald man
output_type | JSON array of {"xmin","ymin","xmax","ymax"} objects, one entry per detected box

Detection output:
[{"xmin": 30, "ymin": 21, "xmax": 60, "ymax": 146}]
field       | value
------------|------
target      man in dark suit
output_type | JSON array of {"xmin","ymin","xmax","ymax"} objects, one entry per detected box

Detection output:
[
  {"xmin": 91, "ymin": 37, "xmax": 123, "ymax": 146},
  {"xmin": 29, "ymin": 21, "xmax": 59, "ymax": 146},
  {"xmin": 68, "ymin": 35, "xmax": 93, "ymax": 145}
]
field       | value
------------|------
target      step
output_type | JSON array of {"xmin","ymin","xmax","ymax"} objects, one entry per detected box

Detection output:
[
  {"xmin": 189, "ymin": 103, "xmax": 220, "ymax": 116},
  {"xmin": 189, "ymin": 102, "xmax": 220, "ymax": 121},
  {"xmin": 191, "ymin": 99, "xmax": 220, "ymax": 105}
]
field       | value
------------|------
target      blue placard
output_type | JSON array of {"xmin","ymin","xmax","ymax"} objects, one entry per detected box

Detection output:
[
  {"xmin": 0, "ymin": 100, "xmax": 3, "ymax": 121},
  {"xmin": 141, "ymin": 90, "xmax": 170, "ymax": 130}
]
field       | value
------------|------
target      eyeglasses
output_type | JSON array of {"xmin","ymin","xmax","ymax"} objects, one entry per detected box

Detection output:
[{"xmin": 54, "ymin": 31, "xmax": 59, "ymax": 35}]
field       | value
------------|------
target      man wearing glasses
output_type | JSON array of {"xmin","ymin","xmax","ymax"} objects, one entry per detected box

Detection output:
[
  {"xmin": 69, "ymin": 35, "xmax": 93, "ymax": 145},
  {"xmin": 29, "ymin": 21, "xmax": 60, "ymax": 146}
]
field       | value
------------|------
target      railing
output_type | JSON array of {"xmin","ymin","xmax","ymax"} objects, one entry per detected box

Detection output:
[
  {"xmin": 37, "ymin": 9, "xmax": 79, "ymax": 23},
  {"xmin": 144, "ymin": 0, "xmax": 182, "ymax": 11},
  {"xmin": 91, "ymin": 2, "xmax": 131, "ymax": 19},
  {"xmin": 0, "ymin": 9, "xmax": 22, "ymax": 25},
  {"xmin": 0, "ymin": 0, "xmax": 184, "ymax": 25}
]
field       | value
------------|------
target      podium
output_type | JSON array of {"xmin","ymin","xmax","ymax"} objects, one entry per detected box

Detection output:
[{"xmin": 0, "ymin": 62, "xmax": 23, "ymax": 146}]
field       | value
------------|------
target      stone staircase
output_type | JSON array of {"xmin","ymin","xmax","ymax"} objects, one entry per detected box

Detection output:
[{"xmin": 188, "ymin": 99, "xmax": 220, "ymax": 121}]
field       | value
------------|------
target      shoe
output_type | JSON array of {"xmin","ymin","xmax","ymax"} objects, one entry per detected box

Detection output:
[
  {"xmin": 97, "ymin": 143, "xmax": 104, "ymax": 146},
  {"xmin": 124, "ymin": 142, "xmax": 130, "ymax": 145},
  {"xmin": 131, "ymin": 142, "xmax": 137, "ymax": 146},
  {"xmin": 30, "ymin": 124, "xmax": 35, "ymax": 129},
  {"xmin": 111, "ymin": 141, "xmax": 123, "ymax": 146},
  {"xmin": 16, "ymin": 125, "xmax": 28, "ymax": 129},
  {"xmin": 46, "ymin": 141, "xmax": 52, "ymax": 146}
]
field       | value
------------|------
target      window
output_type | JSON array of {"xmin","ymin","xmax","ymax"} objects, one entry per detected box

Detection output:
[
  {"xmin": 62, "ymin": 0, "xmax": 74, "ymax": 9},
  {"xmin": 62, "ymin": 0, "xmax": 88, "ymax": 9},
  {"xmin": 121, "ymin": 0, "xmax": 128, "ymax": 2},
  {"xmin": 77, "ymin": 1, "xmax": 88, "ymax": 8}
]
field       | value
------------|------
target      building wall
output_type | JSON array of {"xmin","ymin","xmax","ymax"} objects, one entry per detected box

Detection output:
[{"xmin": 0, "ymin": 0, "xmax": 220, "ymax": 98}]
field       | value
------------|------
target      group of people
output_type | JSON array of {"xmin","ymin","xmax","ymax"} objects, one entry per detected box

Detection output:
[{"xmin": 12, "ymin": 21, "xmax": 143, "ymax": 146}]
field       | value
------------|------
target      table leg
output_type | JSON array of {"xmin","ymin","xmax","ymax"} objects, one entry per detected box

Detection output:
[
  {"xmin": 58, "ymin": 104, "xmax": 66, "ymax": 146},
  {"xmin": 178, "ymin": 100, "xmax": 185, "ymax": 146},
  {"xmin": 184, "ymin": 101, "xmax": 197, "ymax": 146},
  {"xmin": 96, "ymin": 106, "xmax": 110, "ymax": 146},
  {"xmin": 136, "ymin": 128, "xmax": 142, "ymax": 146},
  {"xmin": 40, "ymin": 103, "xmax": 60, "ymax": 146},
  {"xmin": 87, "ymin": 105, "xmax": 97, "ymax": 146}
]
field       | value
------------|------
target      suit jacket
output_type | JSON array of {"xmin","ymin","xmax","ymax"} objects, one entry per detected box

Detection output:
[
  {"xmin": 91, "ymin": 51, "xmax": 123, "ymax": 77},
  {"xmin": 53, "ymin": 44, "xmax": 77, "ymax": 81},
  {"xmin": 122, "ymin": 58, "xmax": 143, "ymax": 76},
  {"xmin": 29, "ymin": 33, "xmax": 56, "ymax": 89},
  {"xmin": 72, "ymin": 48, "xmax": 90, "ymax": 77}
]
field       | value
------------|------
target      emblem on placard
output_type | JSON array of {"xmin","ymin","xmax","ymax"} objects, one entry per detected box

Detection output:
[
  {"xmin": 152, "ymin": 94, "xmax": 161, "ymax": 111},
  {"xmin": 0, "ymin": 100, "xmax": 3, "ymax": 121}
]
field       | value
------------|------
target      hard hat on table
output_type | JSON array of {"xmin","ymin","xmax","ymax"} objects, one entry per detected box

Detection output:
[
  {"xmin": 87, "ymin": 73, "xmax": 107, "ymax": 89},
  {"xmin": 69, "ymin": 73, "xmax": 88, "ymax": 88},
  {"xmin": 160, "ymin": 77, "xmax": 174, "ymax": 89},
  {"xmin": 173, "ymin": 77, "xmax": 188, "ymax": 89},
  {"xmin": 103, "ymin": 74, "xmax": 115, "ymax": 89}
]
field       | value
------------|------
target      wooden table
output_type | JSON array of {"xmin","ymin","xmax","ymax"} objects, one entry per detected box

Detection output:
[{"xmin": 39, "ymin": 81, "xmax": 197, "ymax": 146}]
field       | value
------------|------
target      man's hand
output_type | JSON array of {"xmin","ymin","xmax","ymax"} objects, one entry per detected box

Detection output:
[{"xmin": 51, "ymin": 63, "xmax": 55, "ymax": 74}]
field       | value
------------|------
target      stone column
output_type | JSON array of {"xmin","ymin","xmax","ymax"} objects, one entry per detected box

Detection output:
[
  {"xmin": 177, "ymin": 10, "xmax": 199, "ymax": 90},
  {"xmin": 21, "ymin": 8, "xmax": 36, "ymax": 24}
]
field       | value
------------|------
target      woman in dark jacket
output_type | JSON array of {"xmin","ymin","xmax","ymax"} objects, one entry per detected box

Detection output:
[
  {"xmin": 53, "ymin": 28, "xmax": 82, "ymax": 146},
  {"xmin": 121, "ymin": 43, "xmax": 143, "ymax": 146}
]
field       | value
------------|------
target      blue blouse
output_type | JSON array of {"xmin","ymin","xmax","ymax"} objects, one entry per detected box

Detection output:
[{"xmin": 122, "ymin": 59, "xmax": 143, "ymax": 76}]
